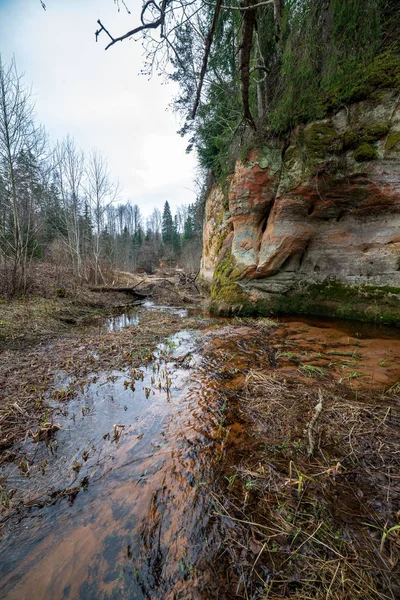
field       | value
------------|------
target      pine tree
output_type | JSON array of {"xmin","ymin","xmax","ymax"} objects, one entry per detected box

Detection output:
[
  {"xmin": 162, "ymin": 201, "xmax": 174, "ymax": 245},
  {"xmin": 183, "ymin": 204, "xmax": 195, "ymax": 244}
]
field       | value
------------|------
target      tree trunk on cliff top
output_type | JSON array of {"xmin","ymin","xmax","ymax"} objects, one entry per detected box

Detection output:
[{"xmin": 240, "ymin": 0, "xmax": 257, "ymax": 129}]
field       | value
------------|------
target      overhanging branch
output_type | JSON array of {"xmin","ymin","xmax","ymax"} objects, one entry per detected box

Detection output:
[
  {"xmin": 96, "ymin": 0, "xmax": 168, "ymax": 50},
  {"xmin": 96, "ymin": 18, "xmax": 163, "ymax": 49}
]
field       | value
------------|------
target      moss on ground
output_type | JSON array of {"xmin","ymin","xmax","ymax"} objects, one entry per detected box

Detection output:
[{"xmin": 324, "ymin": 51, "xmax": 400, "ymax": 108}]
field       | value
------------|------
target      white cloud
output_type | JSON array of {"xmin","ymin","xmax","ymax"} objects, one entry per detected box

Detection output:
[{"xmin": 0, "ymin": 0, "xmax": 197, "ymax": 217}]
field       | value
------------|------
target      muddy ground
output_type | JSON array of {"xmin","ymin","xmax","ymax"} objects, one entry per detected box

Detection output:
[
  {"xmin": 206, "ymin": 318, "xmax": 400, "ymax": 599},
  {"xmin": 0, "ymin": 293, "xmax": 400, "ymax": 599},
  {"xmin": 0, "ymin": 269, "xmax": 202, "ymax": 451},
  {"xmin": 0, "ymin": 267, "xmax": 202, "ymax": 350}
]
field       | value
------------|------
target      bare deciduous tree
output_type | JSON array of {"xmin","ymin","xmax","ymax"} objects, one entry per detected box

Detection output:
[
  {"xmin": 0, "ymin": 55, "xmax": 47, "ymax": 293},
  {"xmin": 55, "ymin": 136, "xmax": 85, "ymax": 280},
  {"xmin": 84, "ymin": 149, "xmax": 120, "ymax": 284}
]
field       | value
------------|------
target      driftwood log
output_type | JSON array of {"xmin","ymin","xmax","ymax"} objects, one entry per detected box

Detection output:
[{"xmin": 89, "ymin": 286, "xmax": 149, "ymax": 299}]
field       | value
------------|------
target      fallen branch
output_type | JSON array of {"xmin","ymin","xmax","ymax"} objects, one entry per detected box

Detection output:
[
  {"xmin": 89, "ymin": 286, "xmax": 149, "ymax": 299},
  {"xmin": 306, "ymin": 389, "xmax": 323, "ymax": 457}
]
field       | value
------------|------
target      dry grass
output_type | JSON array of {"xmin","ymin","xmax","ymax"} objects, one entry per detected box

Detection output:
[
  {"xmin": 0, "ymin": 297, "xmax": 69, "ymax": 344},
  {"xmin": 0, "ymin": 310, "xmax": 201, "ymax": 456},
  {"xmin": 0, "ymin": 263, "xmax": 143, "ymax": 347},
  {"xmin": 233, "ymin": 317, "xmax": 280, "ymax": 331},
  {"xmin": 213, "ymin": 370, "xmax": 400, "ymax": 599}
]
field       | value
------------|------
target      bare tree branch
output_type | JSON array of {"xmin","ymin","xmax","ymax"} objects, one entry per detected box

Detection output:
[
  {"xmin": 114, "ymin": 0, "xmax": 131, "ymax": 14},
  {"xmin": 96, "ymin": 0, "xmax": 169, "ymax": 50},
  {"xmin": 95, "ymin": 20, "xmax": 115, "ymax": 44}
]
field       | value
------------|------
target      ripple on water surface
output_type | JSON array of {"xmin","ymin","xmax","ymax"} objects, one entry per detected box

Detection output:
[{"xmin": 0, "ymin": 327, "xmax": 227, "ymax": 599}]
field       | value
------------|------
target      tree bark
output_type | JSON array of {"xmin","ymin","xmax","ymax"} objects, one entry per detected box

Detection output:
[
  {"xmin": 273, "ymin": 0, "xmax": 282, "ymax": 42},
  {"xmin": 240, "ymin": 0, "xmax": 257, "ymax": 129}
]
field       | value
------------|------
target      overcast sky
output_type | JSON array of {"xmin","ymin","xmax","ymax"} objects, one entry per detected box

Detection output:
[{"xmin": 0, "ymin": 0, "xmax": 197, "ymax": 218}]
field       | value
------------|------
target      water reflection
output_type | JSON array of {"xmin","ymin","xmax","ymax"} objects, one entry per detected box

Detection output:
[
  {"xmin": 2, "ymin": 309, "xmax": 400, "ymax": 599},
  {"xmin": 143, "ymin": 300, "xmax": 188, "ymax": 318},
  {"xmin": 0, "ymin": 328, "xmax": 223, "ymax": 600},
  {"xmin": 105, "ymin": 312, "xmax": 140, "ymax": 332},
  {"xmin": 102, "ymin": 303, "xmax": 189, "ymax": 333}
]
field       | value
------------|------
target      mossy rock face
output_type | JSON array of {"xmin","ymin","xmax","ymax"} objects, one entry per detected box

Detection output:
[
  {"xmin": 210, "ymin": 279, "xmax": 400, "ymax": 325},
  {"xmin": 365, "ymin": 52, "xmax": 400, "ymax": 91},
  {"xmin": 342, "ymin": 129, "xmax": 360, "ymax": 149},
  {"xmin": 354, "ymin": 143, "xmax": 378, "ymax": 162},
  {"xmin": 258, "ymin": 147, "xmax": 282, "ymax": 174},
  {"xmin": 209, "ymin": 281, "xmax": 255, "ymax": 316},
  {"xmin": 343, "ymin": 52, "xmax": 400, "ymax": 104},
  {"xmin": 341, "ymin": 121, "xmax": 391, "ymax": 150},
  {"xmin": 363, "ymin": 121, "xmax": 391, "ymax": 142},
  {"xmin": 239, "ymin": 144, "xmax": 255, "ymax": 165},
  {"xmin": 210, "ymin": 251, "xmax": 254, "ymax": 315},
  {"xmin": 284, "ymin": 145, "xmax": 297, "ymax": 163},
  {"xmin": 304, "ymin": 122, "xmax": 340, "ymax": 158},
  {"xmin": 279, "ymin": 281, "xmax": 400, "ymax": 325},
  {"xmin": 213, "ymin": 227, "xmax": 229, "ymax": 259},
  {"xmin": 206, "ymin": 82, "xmax": 400, "ymax": 326},
  {"xmin": 282, "ymin": 114, "xmax": 391, "ymax": 190},
  {"xmin": 239, "ymin": 146, "xmax": 282, "ymax": 174},
  {"xmin": 386, "ymin": 132, "xmax": 400, "ymax": 151}
]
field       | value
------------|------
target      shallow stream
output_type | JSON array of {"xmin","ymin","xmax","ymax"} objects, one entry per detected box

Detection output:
[{"xmin": 1, "ymin": 305, "xmax": 400, "ymax": 599}]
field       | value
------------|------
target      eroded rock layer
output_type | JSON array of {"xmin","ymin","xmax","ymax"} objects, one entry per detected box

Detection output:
[{"xmin": 201, "ymin": 90, "xmax": 400, "ymax": 323}]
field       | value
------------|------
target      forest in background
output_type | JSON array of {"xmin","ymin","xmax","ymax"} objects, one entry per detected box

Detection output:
[
  {"xmin": 2, "ymin": 0, "xmax": 399, "ymax": 297},
  {"xmin": 0, "ymin": 57, "xmax": 203, "ymax": 297}
]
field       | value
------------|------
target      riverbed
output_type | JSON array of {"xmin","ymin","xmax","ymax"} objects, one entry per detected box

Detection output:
[{"xmin": 1, "ymin": 305, "xmax": 400, "ymax": 599}]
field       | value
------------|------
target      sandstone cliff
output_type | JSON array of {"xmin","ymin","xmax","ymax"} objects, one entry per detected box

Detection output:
[{"xmin": 201, "ymin": 90, "xmax": 400, "ymax": 324}]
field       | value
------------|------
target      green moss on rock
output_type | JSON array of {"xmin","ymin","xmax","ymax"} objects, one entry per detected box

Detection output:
[
  {"xmin": 354, "ymin": 143, "xmax": 378, "ymax": 162},
  {"xmin": 365, "ymin": 52, "xmax": 400, "ymax": 91},
  {"xmin": 385, "ymin": 132, "xmax": 400, "ymax": 151},
  {"xmin": 258, "ymin": 147, "xmax": 282, "ymax": 174},
  {"xmin": 284, "ymin": 145, "xmax": 297, "ymax": 163},
  {"xmin": 213, "ymin": 227, "xmax": 229, "ymax": 258},
  {"xmin": 209, "ymin": 276, "xmax": 400, "ymax": 325},
  {"xmin": 342, "ymin": 121, "xmax": 391, "ymax": 151},
  {"xmin": 342, "ymin": 129, "xmax": 360, "ymax": 149},
  {"xmin": 273, "ymin": 281, "xmax": 400, "ymax": 325},
  {"xmin": 342, "ymin": 52, "xmax": 400, "ymax": 104},
  {"xmin": 304, "ymin": 122, "xmax": 340, "ymax": 157},
  {"xmin": 210, "ymin": 252, "xmax": 255, "ymax": 316},
  {"xmin": 364, "ymin": 121, "xmax": 391, "ymax": 142}
]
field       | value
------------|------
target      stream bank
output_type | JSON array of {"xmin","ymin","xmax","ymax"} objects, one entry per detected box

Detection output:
[{"xmin": 1, "ymin": 305, "xmax": 400, "ymax": 599}]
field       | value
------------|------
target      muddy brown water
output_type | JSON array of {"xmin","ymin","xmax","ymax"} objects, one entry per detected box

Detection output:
[{"xmin": 1, "ymin": 306, "xmax": 400, "ymax": 599}]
